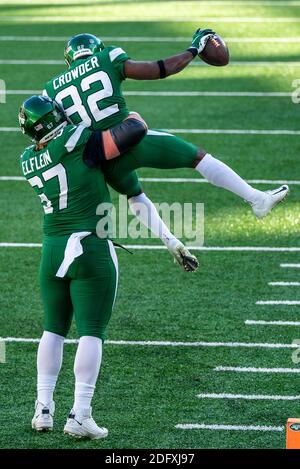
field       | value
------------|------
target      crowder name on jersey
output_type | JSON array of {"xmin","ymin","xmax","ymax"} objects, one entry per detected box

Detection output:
[
  {"xmin": 53, "ymin": 56, "xmax": 100, "ymax": 90},
  {"xmin": 21, "ymin": 149, "xmax": 52, "ymax": 176}
]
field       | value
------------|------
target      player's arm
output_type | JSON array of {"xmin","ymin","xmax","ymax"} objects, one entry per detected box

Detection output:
[
  {"xmin": 83, "ymin": 112, "xmax": 148, "ymax": 168},
  {"xmin": 124, "ymin": 28, "xmax": 215, "ymax": 80}
]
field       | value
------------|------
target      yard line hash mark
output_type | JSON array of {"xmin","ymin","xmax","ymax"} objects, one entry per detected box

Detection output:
[
  {"xmin": 215, "ymin": 366, "xmax": 300, "ymax": 373},
  {"xmin": 197, "ymin": 393, "xmax": 300, "ymax": 400},
  {"xmin": 175, "ymin": 423, "xmax": 284, "ymax": 432},
  {"xmin": 268, "ymin": 282, "xmax": 300, "ymax": 286},
  {"xmin": 256, "ymin": 301, "xmax": 300, "ymax": 305},
  {"xmin": 245, "ymin": 320, "xmax": 300, "ymax": 326}
]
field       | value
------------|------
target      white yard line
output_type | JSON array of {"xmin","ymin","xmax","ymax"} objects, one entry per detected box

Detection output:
[
  {"xmin": 1, "ymin": 176, "xmax": 298, "ymax": 185},
  {"xmin": 2, "ymin": 127, "xmax": 299, "ymax": 135},
  {"xmin": 245, "ymin": 320, "xmax": 300, "ymax": 326},
  {"xmin": 1, "ymin": 90, "xmax": 292, "ymax": 97},
  {"xmin": 256, "ymin": 300, "xmax": 300, "ymax": 305},
  {"xmin": 168, "ymin": 129, "xmax": 300, "ymax": 135},
  {"xmin": 268, "ymin": 282, "xmax": 300, "ymax": 286},
  {"xmin": 175, "ymin": 423, "xmax": 284, "ymax": 432},
  {"xmin": 215, "ymin": 366, "xmax": 300, "ymax": 373},
  {"xmin": 191, "ymin": 61, "xmax": 300, "ymax": 67},
  {"xmin": 1, "ymin": 243, "xmax": 300, "ymax": 252},
  {"xmin": 2, "ymin": 17, "xmax": 300, "ymax": 23},
  {"xmin": 0, "ymin": 177, "xmax": 25, "ymax": 181},
  {"xmin": 140, "ymin": 178, "xmax": 300, "ymax": 185},
  {"xmin": 197, "ymin": 392, "xmax": 300, "ymax": 400},
  {"xmin": 280, "ymin": 264, "xmax": 300, "ymax": 268},
  {"xmin": 1, "ymin": 59, "xmax": 300, "ymax": 67},
  {"xmin": 1, "ymin": 337, "xmax": 299, "ymax": 349},
  {"xmin": 1, "ymin": 35, "xmax": 300, "ymax": 43}
]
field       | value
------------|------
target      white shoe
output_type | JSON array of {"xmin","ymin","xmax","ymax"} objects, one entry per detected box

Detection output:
[
  {"xmin": 64, "ymin": 408, "xmax": 108, "ymax": 440},
  {"xmin": 167, "ymin": 239, "xmax": 199, "ymax": 272},
  {"xmin": 251, "ymin": 185, "xmax": 289, "ymax": 219},
  {"xmin": 31, "ymin": 400, "xmax": 54, "ymax": 432}
]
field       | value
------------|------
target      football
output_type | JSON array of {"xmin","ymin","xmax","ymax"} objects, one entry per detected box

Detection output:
[{"xmin": 199, "ymin": 34, "xmax": 229, "ymax": 66}]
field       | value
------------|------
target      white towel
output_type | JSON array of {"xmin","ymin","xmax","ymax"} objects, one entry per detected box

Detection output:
[{"xmin": 56, "ymin": 231, "xmax": 91, "ymax": 278}]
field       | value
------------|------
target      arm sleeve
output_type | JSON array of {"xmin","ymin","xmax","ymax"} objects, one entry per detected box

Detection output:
[
  {"xmin": 107, "ymin": 46, "xmax": 130, "ymax": 80},
  {"xmin": 83, "ymin": 131, "xmax": 105, "ymax": 168}
]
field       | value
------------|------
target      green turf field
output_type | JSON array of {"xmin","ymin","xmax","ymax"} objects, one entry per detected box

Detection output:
[{"xmin": 0, "ymin": 0, "xmax": 300, "ymax": 450}]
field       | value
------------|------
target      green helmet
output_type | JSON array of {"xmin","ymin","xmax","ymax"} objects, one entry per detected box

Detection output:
[
  {"xmin": 64, "ymin": 33, "xmax": 105, "ymax": 67},
  {"xmin": 18, "ymin": 95, "xmax": 67, "ymax": 144}
]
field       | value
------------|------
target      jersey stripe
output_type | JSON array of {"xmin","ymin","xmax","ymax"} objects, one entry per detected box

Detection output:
[
  {"xmin": 108, "ymin": 240, "xmax": 119, "ymax": 308},
  {"xmin": 64, "ymin": 124, "xmax": 86, "ymax": 152},
  {"xmin": 109, "ymin": 47, "xmax": 125, "ymax": 62}
]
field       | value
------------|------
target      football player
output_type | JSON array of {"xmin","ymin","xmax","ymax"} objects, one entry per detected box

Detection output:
[
  {"xmin": 42, "ymin": 31, "xmax": 289, "ymax": 236},
  {"xmin": 19, "ymin": 95, "xmax": 157, "ymax": 439}
]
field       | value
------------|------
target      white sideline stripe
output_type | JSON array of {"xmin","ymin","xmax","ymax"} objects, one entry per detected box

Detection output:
[
  {"xmin": 1, "ymin": 59, "xmax": 300, "ymax": 67},
  {"xmin": 2, "ymin": 127, "xmax": 300, "ymax": 136},
  {"xmin": 1, "ymin": 176, "xmax": 299, "ymax": 186},
  {"xmin": 176, "ymin": 423, "xmax": 284, "ymax": 432},
  {"xmin": 269, "ymin": 282, "xmax": 300, "ymax": 286},
  {"xmin": 1, "ymin": 243, "xmax": 300, "ymax": 252},
  {"xmin": 215, "ymin": 366, "xmax": 300, "ymax": 373},
  {"xmin": 245, "ymin": 320, "xmax": 300, "ymax": 326},
  {"xmin": 196, "ymin": 393, "xmax": 300, "ymax": 400},
  {"xmin": 2, "ymin": 90, "xmax": 293, "ymax": 98},
  {"xmin": 1, "ymin": 36, "xmax": 300, "ymax": 43},
  {"xmin": 1, "ymin": 337, "xmax": 299, "ymax": 349},
  {"xmin": 3, "ymin": 17, "xmax": 300, "ymax": 23},
  {"xmin": 256, "ymin": 300, "xmax": 300, "ymax": 305},
  {"xmin": 280, "ymin": 264, "xmax": 300, "ymax": 268}
]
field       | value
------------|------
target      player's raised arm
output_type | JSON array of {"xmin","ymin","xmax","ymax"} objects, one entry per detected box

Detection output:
[{"xmin": 124, "ymin": 28, "xmax": 215, "ymax": 80}]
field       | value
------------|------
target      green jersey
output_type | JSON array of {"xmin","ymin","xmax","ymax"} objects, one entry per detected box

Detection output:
[
  {"xmin": 20, "ymin": 124, "xmax": 111, "ymax": 236},
  {"xmin": 44, "ymin": 46, "xmax": 130, "ymax": 131}
]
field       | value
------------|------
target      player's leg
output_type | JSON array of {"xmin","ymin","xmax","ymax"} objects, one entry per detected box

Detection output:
[
  {"xmin": 108, "ymin": 130, "xmax": 289, "ymax": 218},
  {"xmin": 105, "ymin": 169, "xmax": 198, "ymax": 271},
  {"xmin": 64, "ymin": 236, "xmax": 117, "ymax": 439},
  {"xmin": 194, "ymin": 151, "xmax": 289, "ymax": 217},
  {"xmin": 32, "ymin": 240, "xmax": 74, "ymax": 432}
]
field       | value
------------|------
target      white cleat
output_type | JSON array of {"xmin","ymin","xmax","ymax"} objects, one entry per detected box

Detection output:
[
  {"xmin": 251, "ymin": 185, "xmax": 289, "ymax": 219},
  {"xmin": 64, "ymin": 408, "xmax": 108, "ymax": 440},
  {"xmin": 31, "ymin": 400, "xmax": 54, "ymax": 432},
  {"xmin": 167, "ymin": 239, "xmax": 199, "ymax": 272}
]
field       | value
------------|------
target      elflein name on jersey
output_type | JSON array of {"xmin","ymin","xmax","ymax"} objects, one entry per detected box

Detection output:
[{"xmin": 21, "ymin": 149, "xmax": 52, "ymax": 176}]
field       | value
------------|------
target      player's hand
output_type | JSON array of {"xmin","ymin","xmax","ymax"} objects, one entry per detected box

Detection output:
[{"xmin": 188, "ymin": 28, "xmax": 215, "ymax": 55}]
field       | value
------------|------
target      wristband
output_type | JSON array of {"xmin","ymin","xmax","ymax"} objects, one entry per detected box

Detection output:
[
  {"xmin": 157, "ymin": 59, "xmax": 167, "ymax": 79},
  {"xmin": 187, "ymin": 47, "xmax": 198, "ymax": 58}
]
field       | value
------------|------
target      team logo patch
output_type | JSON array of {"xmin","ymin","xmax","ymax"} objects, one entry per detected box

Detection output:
[
  {"xmin": 290, "ymin": 423, "xmax": 300, "ymax": 432},
  {"xmin": 34, "ymin": 123, "xmax": 43, "ymax": 131}
]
